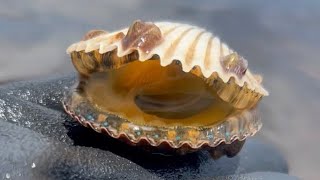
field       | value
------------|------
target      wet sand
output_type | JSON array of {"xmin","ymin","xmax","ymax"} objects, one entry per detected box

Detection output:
[{"xmin": 1, "ymin": 0, "xmax": 319, "ymax": 179}]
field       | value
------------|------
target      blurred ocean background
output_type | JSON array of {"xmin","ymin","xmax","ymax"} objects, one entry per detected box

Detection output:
[{"xmin": 1, "ymin": 0, "xmax": 319, "ymax": 179}]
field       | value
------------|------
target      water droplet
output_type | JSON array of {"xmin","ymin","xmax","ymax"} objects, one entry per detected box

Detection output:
[
  {"xmin": 59, "ymin": 135, "xmax": 66, "ymax": 142},
  {"xmin": 102, "ymin": 121, "xmax": 109, "ymax": 127},
  {"xmin": 31, "ymin": 162, "xmax": 36, "ymax": 168},
  {"xmin": 153, "ymin": 134, "xmax": 159, "ymax": 139},
  {"xmin": 5, "ymin": 173, "xmax": 10, "ymax": 179},
  {"xmin": 20, "ymin": 92, "xmax": 28, "ymax": 100},
  {"xmin": 206, "ymin": 130, "xmax": 214, "ymax": 140},
  {"xmin": 85, "ymin": 114, "xmax": 94, "ymax": 121},
  {"xmin": 25, "ymin": 121, "xmax": 32, "ymax": 128},
  {"xmin": 133, "ymin": 126, "xmax": 141, "ymax": 136}
]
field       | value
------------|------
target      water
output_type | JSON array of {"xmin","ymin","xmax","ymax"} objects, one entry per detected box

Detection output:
[{"xmin": 0, "ymin": 0, "xmax": 319, "ymax": 179}]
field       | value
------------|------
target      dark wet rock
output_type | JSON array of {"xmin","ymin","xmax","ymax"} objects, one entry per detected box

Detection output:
[
  {"xmin": 0, "ymin": 75, "xmax": 294, "ymax": 179},
  {"xmin": 213, "ymin": 172, "xmax": 299, "ymax": 180},
  {"xmin": 0, "ymin": 121, "xmax": 159, "ymax": 180}
]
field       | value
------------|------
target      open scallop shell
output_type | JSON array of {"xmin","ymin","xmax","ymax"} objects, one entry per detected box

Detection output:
[{"xmin": 64, "ymin": 20, "xmax": 268, "ymax": 155}]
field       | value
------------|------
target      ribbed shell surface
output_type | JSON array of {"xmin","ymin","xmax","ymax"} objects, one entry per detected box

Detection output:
[{"xmin": 67, "ymin": 22, "xmax": 268, "ymax": 96}]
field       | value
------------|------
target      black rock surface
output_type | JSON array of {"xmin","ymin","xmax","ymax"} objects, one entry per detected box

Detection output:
[{"xmin": 0, "ymin": 75, "xmax": 297, "ymax": 180}]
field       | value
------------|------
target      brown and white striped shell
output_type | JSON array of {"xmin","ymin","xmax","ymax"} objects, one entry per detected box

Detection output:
[{"xmin": 63, "ymin": 20, "xmax": 268, "ymax": 156}]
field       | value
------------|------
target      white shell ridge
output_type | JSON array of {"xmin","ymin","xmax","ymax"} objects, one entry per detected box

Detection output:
[{"xmin": 66, "ymin": 22, "xmax": 268, "ymax": 96}]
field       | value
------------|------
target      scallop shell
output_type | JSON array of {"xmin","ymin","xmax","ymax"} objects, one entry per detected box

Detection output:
[
  {"xmin": 67, "ymin": 21, "xmax": 269, "ymax": 97},
  {"xmin": 64, "ymin": 20, "xmax": 268, "ymax": 156}
]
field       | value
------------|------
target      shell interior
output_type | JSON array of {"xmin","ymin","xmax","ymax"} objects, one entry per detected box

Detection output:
[{"xmin": 63, "ymin": 91, "xmax": 261, "ymax": 149}]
